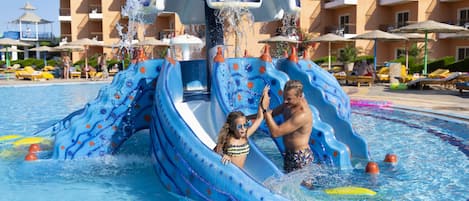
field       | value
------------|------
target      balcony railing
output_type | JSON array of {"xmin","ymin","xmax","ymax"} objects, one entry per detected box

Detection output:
[
  {"xmin": 2, "ymin": 31, "xmax": 55, "ymax": 41},
  {"xmin": 379, "ymin": 0, "xmax": 417, "ymax": 6},
  {"xmin": 324, "ymin": 0, "xmax": 357, "ymax": 9},
  {"xmin": 89, "ymin": 5, "xmax": 103, "ymax": 20}
]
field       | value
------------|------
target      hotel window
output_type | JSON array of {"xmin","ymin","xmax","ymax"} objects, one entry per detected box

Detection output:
[
  {"xmin": 396, "ymin": 49, "xmax": 406, "ymax": 59},
  {"xmin": 457, "ymin": 47, "xmax": 469, "ymax": 60},
  {"xmin": 396, "ymin": 11, "xmax": 409, "ymax": 28},
  {"xmin": 339, "ymin": 15, "xmax": 350, "ymax": 34},
  {"xmin": 458, "ymin": 8, "xmax": 469, "ymax": 27}
]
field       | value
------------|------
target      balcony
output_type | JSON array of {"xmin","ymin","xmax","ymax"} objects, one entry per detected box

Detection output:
[
  {"xmin": 324, "ymin": 0, "xmax": 357, "ymax": 9},
  {"xmin": 89, "ymin": 5, "xmax": 103, "ymax": 20},
  {"xmin": 440, "ymin": 0, "xmax": 464, "ymax": 2},
  {"xmin": 325, "ymin": 25, "xmax": 356, "ymax": 38},
  {"xmin": 59, "ymin": 8, "xmax": 71, "ymax": 21},
  {"xmin": 3, "ymin": 31, "xmax": 55, "ymax": 41},
  {"xmin": 380, "ymin": 0, "xmax": 417, "ymax": 6}
]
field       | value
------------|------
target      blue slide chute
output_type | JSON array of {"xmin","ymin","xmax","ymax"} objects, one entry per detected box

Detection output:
[
  {"xmin": 48, "ymin": 60, "xmax": 163, "ymax": 159},
  {"xmin": 151, "ymin": 59, "xmax": 288, "ymax": 200},
  {"xmin": 213, "ymin": 57, "xmax": 353, "ymax": 169},
  {"xmin": 277, "ymin": 58, "xmax": 370, "ymax": 160}
]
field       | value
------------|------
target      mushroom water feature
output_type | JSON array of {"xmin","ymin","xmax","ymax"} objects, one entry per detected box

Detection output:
[
  {"xmin": 170, "ymin": 34, "xmax": 204, "ymax": 61},
  {"xmin": 33, "ymin": 0, "xmax": 375, "ymax": 200}
]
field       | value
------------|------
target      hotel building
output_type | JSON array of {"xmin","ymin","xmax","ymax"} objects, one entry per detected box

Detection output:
[{"xmin": 59, "ymin": 0, "xmax": 469, "ymax": 65}]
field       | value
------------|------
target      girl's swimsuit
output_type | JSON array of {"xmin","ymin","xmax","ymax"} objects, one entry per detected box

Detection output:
[{"xmin": 225, "ymin": 143, "xmax": 250, "ymax": 156}]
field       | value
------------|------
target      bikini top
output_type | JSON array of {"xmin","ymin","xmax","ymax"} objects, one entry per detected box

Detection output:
[{"xmin": 225, "ymin": 143, "xmax": 250, "ymax": 157}]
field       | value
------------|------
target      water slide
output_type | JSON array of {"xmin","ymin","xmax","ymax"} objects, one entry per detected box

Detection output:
[
  {"xmin": 151, "ymin": 58, "xmax": 288, "ymax": 200},
  {"xmin": 276, "ymin": 58, "xmax": 370, "ymax": 160},
  {"xmin": 38, "ymin": 59, "xmax": 164, "ymax": 159},
  {"xmin": 212, "ymin": 56, "xmax": 352, "ymax": 168}
]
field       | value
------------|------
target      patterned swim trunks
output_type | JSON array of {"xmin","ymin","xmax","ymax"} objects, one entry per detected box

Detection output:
[{"xmin": 284, "ymin": 147, "xmax": 314, "ymax": 173}]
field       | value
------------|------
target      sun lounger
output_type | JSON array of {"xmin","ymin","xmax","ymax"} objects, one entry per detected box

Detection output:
[
  {"xmin": 455, "ymin": 82, "xmax": 469, "ymax": 94},
  {"xmin": 376, "ymin": 67, "xmax": 389, "ymax": 82},
  {"xmin": 427, "ymin": 68, "xmax": 450, "ymax": 79},
  {"xmin": 346, "ymin": 75, "xmax": 373, "ymax": 87},
  {"xmin": 407, "ymin": 72, "xmax": 462, "ymax": 90}
]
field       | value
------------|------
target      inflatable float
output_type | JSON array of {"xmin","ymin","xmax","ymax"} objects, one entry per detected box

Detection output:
[{"xmin": 324, "ymin": 186, "xmax": 376, "ymax": 196}]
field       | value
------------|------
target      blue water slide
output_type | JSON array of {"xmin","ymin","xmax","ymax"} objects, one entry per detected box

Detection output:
[
  {"xmin": 277, "ymin": 58, "xmax": 370, "ymax": 160},
  {"xmin": 49, "ymin": 59, "xmax": 164, "ymax": 159},
  {"xmin": 212, "ymin": 57, "xmax": 352, "ymax": 169},
  {"xmin": 151, "ymin": 59, "xmax": 288, "ymax": 200}
]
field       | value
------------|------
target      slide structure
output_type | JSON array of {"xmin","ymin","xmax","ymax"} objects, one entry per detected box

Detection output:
[
  {"xmin": 151, "ymin": 58, "xmax": 288, "ymax": 200},
  {"xmin": 212, "ymin": 56, "xmax": 352, "ymax": 168},
  {"xmin": 276, "ymin": 58, "xmax": 370, "ymax": 160},
  {"xmin": 30, "ymin": 55, "xmax": 368, "ymax": 199},
  {"xmin": 35, "ymin": 59, "xmax": 164, "ymax": 159}
]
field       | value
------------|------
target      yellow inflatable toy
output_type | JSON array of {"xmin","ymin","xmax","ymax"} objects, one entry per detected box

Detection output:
[
  {"xmin": 12, "ymin": 137, "xmax": 47, "ymax": 147},
  {"xmin": 0, "ymin": 135, "xmax": 23, "ymax": 142},
  {"xmin": 324, "ymin": 186, "xmax": 376, "ymax": 196}
]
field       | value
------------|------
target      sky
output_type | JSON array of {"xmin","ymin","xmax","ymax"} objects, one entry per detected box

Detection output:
[{"xmin": 0, "ymin": 0, "xmax": 60, "ymax": 37}]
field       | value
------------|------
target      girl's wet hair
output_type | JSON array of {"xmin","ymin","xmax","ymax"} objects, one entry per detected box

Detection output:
[{"xmin": 215, "ymin": 111, "xmax": 245, "ymax": 154}]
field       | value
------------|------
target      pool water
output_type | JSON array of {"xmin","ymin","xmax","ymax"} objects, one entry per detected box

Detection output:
[{"xmin": 0, "ymin": 84, "xmax": 468, "ymax": 201}]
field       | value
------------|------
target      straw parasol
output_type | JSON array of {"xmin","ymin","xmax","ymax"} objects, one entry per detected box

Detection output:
[
  {"xmin": 351, "ymin": 30, "xmax": 407, "ymax": 71},
  {"xmin": 0, "ymin": 48, "xmax": 24, "ymax": 52},
  {"xmin": 0, "ymin": 38, "xmax": 32, "ymax": 67},
  {"xmin": 65, "ymin": 38, "xmax": 103, "ymax": 79},
  {"xmin": 29, "ymin": 46, "xmax": 59, "ymax": 66},
  {"xmin": 258, "ymin": 35, "xmax": 300, "ymax": 44},
  {"xmin": 306, "ymin": 33, "xmax": 350, "ymax": 70},
  {"xmin": 394, "ymin": 33, "xmax": 433, "ymax": 69},
  {"xmin": 136, "ymin": 38, "xmax": 170, "ymax": 58},
  {"xmin": 392, "ymin": 20, "xmax": 468, "ymax": 75}
]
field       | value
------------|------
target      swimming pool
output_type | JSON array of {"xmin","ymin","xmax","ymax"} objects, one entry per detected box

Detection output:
[{"xmin": 0, "ymin": 84, "xmax": 468, "ymax": 201}]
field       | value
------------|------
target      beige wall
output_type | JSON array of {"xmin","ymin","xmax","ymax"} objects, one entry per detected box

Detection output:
[{"xmin": 61, "ymin": 0, "xmax": 469, "ymax": 65}]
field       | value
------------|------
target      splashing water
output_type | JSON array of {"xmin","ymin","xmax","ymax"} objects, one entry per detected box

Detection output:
[{"xmin": 215, "ymin": 0, "xmax": 255, "ymax": 58}]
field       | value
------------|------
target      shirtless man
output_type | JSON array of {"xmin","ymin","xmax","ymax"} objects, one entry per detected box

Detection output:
[{"xmin": 261, "ymin": 80, "xmax": 314, "ymax": 173}]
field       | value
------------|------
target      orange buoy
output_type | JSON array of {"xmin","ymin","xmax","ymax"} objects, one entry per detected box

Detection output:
[
  {"xmin": 28, "ymin": 144, "xmax": 41, "ymax": 153},
  {"xmin": 25, "ymin": 153, "xmax": 38, "ymax": 161},
  {"xmin": 365, "ymin": 161, "xmax": 379, "ymax": 174},
  {"xmin": 384, "ymin": 153, "xmax": 398, "ymax": 163}
]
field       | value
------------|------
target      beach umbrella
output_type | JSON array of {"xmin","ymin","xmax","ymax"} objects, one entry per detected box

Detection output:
[
  {"xmin": 0, "ymin": 38, "xmax": 32, "ymax": 67},
  {"xmin": 306, "ymin": 33, "xmax": 350, "ymax": 70},
  {"xmin": 135, "ymin": 38, "xmax": 169, "ymax": 58},
  {"xmin": 29, "ymin": 46, "xmax": 59, "ymax": 66},
  {"xmin": 394, "ymin": 33, "xmax": 434, "ymax": 69},
  {"xmin": 0, "ymin": 48, "xmax": 24, "ymax": 52},
  {"xmin": 392, "ymin": 20, "xmax": 468, "ymax": 75},
  {"xmin": 259, "ymin": 35, "xmax": 300, "ymax": 59},
  {"xmin": 351, "ymin": 30, "xmax": 407, "ymax": 71},
  {"xmin": 65, "ymin": 38, "xmax": 102, "ymax": 79},
  {"xmin": 258, "ymin": 35, "xmax": 300, "ymax": 44}
]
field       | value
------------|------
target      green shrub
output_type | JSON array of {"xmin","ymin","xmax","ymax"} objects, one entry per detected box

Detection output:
[
  {"xmin": 314, "ymin": 56, "xmax": 337, "ymax": 65},
  {"xmin": 415, "ymin": 56, "xmax": 454, "ymax": 74},
  {"xmin": 355, "ymin": 55, "xmax": 374, "ymax": 64},
  {"xmin": 446, "ymin": 58, "xmax": 469, "ymax": 72}
]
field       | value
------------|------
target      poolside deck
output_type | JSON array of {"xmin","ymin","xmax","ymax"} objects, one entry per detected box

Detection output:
[{"xmin": 344, "ymin": 84, "xmax": 469, "ymax": 121}]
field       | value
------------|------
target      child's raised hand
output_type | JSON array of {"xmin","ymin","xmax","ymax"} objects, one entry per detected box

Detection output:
[{"xmin": 261, "ymin": 85, "xmax": 270, "ymax": 110}]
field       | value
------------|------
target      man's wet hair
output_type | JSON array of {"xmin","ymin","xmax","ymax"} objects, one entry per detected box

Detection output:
[{"xmin": 284, "ymin": 80, "xmax": 303, "ymax": 96}]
